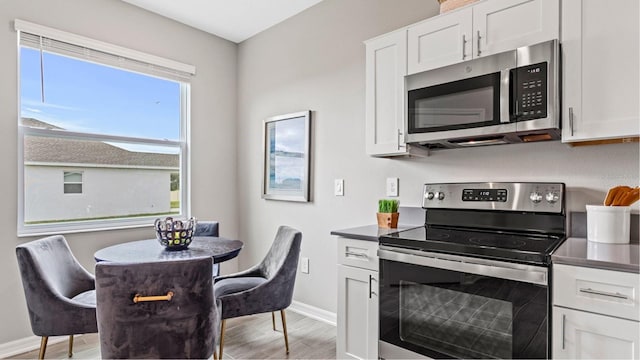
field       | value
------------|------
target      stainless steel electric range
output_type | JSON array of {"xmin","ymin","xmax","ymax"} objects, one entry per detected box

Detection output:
[{"xmin": 378, "ymin": 182, "xmax": 566, "ymax": 359}]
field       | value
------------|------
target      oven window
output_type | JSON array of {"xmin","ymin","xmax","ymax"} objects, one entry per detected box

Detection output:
[
  {"xmin": 408, "ymin": 72, "xmax": 501, "ymax": 134},
  {"xmin": 399, "ymin": 280, "xmax": 512, "ymax": 359}
]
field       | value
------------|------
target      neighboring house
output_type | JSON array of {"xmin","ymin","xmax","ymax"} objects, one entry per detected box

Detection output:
[{"xmin": 22, "ymin": 118, "xmax": 179, "ymax": 223}]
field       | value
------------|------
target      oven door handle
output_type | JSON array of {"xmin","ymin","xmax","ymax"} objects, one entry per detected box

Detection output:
[{"xmin": 378, "ymin": 247, "xmax": 548, "ymax": 286}]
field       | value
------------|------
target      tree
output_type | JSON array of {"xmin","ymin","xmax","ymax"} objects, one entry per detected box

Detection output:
[{"xmin": 170, "ymin": 173, "xmax": 179, "ymax": 191}]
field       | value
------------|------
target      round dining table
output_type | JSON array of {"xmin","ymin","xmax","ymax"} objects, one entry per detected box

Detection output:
[{"xmin": 94, "ymin": 236, "xmax": 244, "ymax": 263}]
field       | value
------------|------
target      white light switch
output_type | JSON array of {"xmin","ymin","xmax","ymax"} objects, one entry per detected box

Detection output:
[
  {"xmin": 334, "ymin": 179, "xmax": 344, "ymax": 196},
  {"xmin": 386, "ymin": 177, "xmax": 399, "ymax": 197},
  {"xmin": 301, "ymin": 257, "xmax": 309, "ymax": 274}
]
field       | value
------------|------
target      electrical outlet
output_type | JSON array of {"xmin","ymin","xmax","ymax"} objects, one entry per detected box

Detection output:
[
  {"xmin": 334, "ymin": 179, "xmax": 344, "ymax": 196},
  {"xmin": 301, "ymin": 257, "xmax": 309, "ymax": 274},
  {"xmin": 387, "ymin": 177, "xmax": 399, "ymax": 197}
]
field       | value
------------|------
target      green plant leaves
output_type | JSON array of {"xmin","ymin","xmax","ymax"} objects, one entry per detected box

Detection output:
[{"xmin": 378, "ymin": 199, "xmax": 399, "ymax": 213}]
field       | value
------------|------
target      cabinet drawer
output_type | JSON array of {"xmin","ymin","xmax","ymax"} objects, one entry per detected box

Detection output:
[
  {"xmin": 337, "ymin": 237, "xmax": 379, "ymax": 271},
  {"xmin": 553, "ymin": 264, "xmax": 639, "ymax": 321}
]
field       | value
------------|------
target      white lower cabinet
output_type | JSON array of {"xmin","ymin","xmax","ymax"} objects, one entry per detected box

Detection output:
[
  {"xmin": 553, "ymin": 263, "xmax": 640, "ymax": 359},
  {"xmin": 337, "ymin": 237, "xmax": 378, "ymax": 359},
  {"xmin": 552, "ymin": 307, "xmax": 639, "ymax": 359}
]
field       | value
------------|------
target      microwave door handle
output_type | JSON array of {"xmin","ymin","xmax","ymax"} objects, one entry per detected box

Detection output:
[{"xmin": 500, "ymin": 69, "xmax": 512, "ymax": 123}]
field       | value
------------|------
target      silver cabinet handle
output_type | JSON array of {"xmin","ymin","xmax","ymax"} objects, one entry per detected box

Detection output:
[
  {"xmin": 368, "ymin": 274, "xmax": 377, "ymax": 299},
  {"xmin": 477, "ymin": 30, "xmax": 481, "ymax": 56},
  {"xmin": 579, "ymin": 287, "xmax": 629, "ymax": 300},
  {"xmin": 569, "ymin": 107, "xmax": 574, "ymax": 136},
  {"xmin": 345, "ymin": 251, "xmax": 368, "ymax": 259},
  {"xmin": 397, "ymin": 129, "xmax": 405, "ymax": 150},
  {"xmin": 462, "ymin": 34, "xmax": 467, "ymax": 60},
  {"xmin": 561, "ymin": 314, "xmax": 566, "ymax": 350}
]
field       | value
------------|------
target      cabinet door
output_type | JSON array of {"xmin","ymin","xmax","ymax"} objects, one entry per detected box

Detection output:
[
  {"xmin": 553, "ymin": 307, "xmax": 640, "ymax": 359},
  {"xmin": 473, "ymin": 0, "xmax": 559, "ymax": 58},
  {"xmin": 365, "ymin": 30, "xmax": 408, "ymax": 156},
  {"xmin": 407, "ymin": 8, "xmax": 472, "ymax": 75},
  {"xmin": 337, "ymin": 265, "xmax": 378, "ymax": 360},
  {"xmin": 562, "ymin": 0, "xmax": 639, "ymax": 142}
]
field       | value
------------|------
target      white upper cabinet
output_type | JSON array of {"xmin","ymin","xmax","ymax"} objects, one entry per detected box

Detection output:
[
  {"xmin": 407, "ymin": 0, "xmax": 559, "ymax": 75},
  {"xmin": 365, "ymin": 29, "xmax": 408, "ymax": 156},
  {"xmin": 473, "ymin": 0, "xmax": 559, "ymax": 57},
  {"xmin": 561, "ymin": 0, "xmax": 640, "ymax": 143},
  {"xmin": 407, "ymin": 8, "xmax": 472, "ymax": 75}
]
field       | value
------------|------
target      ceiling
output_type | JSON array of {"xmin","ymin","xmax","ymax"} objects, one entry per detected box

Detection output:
[{"xmin": 122, "ymin": 0, "xmax": 324, "ymax": 43}]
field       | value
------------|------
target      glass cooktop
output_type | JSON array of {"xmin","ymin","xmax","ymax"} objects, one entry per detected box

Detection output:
[{"xmin": 380, "ymin": 226, "xmax": 565, "ymax": 265}]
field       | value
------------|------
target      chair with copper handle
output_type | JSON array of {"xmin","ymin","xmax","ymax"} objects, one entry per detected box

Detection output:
[{"xmin": 96, "ymin": 258, "xmax": 220, "ymax": 359}]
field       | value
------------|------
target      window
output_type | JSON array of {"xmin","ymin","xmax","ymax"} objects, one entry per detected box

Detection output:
[
  {"xmin": 16, "ymin": 20, "xmax": 195, "ymax": 236},
  {"xmin": 63, "ymin": 171, "xmax": 83, "ymax": 194}
]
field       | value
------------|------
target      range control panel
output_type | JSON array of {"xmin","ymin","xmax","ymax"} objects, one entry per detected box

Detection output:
[
  {"xmin": 462, "ymin": 188, "xmax": 507, "ymax": 202},
  {"xmin": 423, "ymin": 182, "xmax": 564, "ymax": 213}
]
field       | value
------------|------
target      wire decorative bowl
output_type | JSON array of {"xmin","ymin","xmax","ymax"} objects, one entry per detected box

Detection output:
[{"xmin": 154, "ymin": 217, "xmax": 197, "ymax": 250}]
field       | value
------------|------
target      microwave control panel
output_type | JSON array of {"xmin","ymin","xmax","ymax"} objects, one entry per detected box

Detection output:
[{"xmin": 512, "ymin": 62, "xmax": 547, "ymax": 121}]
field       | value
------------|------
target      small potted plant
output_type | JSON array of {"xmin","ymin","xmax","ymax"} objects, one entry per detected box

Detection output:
[{"xmin": 377, "ymin": 199, "xmax": 399, "ymax": 228}]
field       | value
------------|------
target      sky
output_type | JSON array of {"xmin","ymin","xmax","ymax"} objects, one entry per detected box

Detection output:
[{"xmin": 20, "ymin": 48, "xmax": 181, "ymax": 142}]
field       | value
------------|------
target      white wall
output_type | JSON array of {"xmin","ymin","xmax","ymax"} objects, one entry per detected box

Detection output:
[
  {"xmin": 0, "ymin": 0, "xmax": 238, "ymax": 345},
  {"xmin": 236, "ymin": 0, "xmax": 640, "ymax": 315},
  {"xmin": 25, "ymin": 166, "xmax": 173, "ymax": 221}
]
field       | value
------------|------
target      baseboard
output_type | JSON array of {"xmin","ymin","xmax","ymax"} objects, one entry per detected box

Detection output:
[
  {"xmin": 0, "ymin": 334, "xmax": 69, "ymax": 358},
  {"xmin": 288, "ymin": 300, "xmax": 337, "ymax": 326}
]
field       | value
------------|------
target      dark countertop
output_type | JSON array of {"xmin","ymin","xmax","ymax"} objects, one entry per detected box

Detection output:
[
  {"xmin": 330, "ymin": 224, "xmax": 419, "ymax": 242},
  {"xmin": 552, "ymin": 237, "xmax": 639, "ymax": 273}
]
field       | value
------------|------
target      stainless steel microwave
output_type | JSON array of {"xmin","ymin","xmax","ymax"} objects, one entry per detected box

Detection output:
[{"xmin": 406, "ymin": 39, "xmax": 559, "ymax": 149}]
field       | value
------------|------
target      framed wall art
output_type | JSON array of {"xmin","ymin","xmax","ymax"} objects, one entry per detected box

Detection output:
[{"xmin": 262, "ymin": 110, "xmax": 311, "ymax": 202}]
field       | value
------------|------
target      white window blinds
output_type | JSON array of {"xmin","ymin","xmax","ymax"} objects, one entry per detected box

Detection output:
[{"xmin": 15, "ymin": 19, "xmax": 195, "ymax": 82}]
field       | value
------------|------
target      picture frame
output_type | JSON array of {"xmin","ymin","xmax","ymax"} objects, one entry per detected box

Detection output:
[{"xmin": 262, "ymin": 110, "xmax": 311, "ymax": 202}]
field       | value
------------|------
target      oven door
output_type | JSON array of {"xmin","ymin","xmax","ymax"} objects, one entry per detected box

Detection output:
[{"xmin": 378, "ymin": 247, "xmax": 549, "ymax": 359}]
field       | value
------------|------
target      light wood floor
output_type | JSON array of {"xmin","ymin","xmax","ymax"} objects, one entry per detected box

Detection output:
[{"xmin": 11, "ymin": 311, "xmax": 336, "ymax": 359}]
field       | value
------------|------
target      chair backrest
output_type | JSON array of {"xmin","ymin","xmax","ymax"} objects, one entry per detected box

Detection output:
[
  {"xmin": 257, "ymin": 226, "xmax": 302, "ymax": 309},
  {"xmin": 259, "ymin": 226, "xmax": 302, "ymax": 280},
  {"xmin": 95, "ymin": 257, "xmax": 217, "ymax": 359},
  {"xmin": 194, "ymin": 221, "xmax": 219, "ymax": 237},
  {"xmin": 16, "ymin": 235, "xmax": 97, "ymax": 336}
]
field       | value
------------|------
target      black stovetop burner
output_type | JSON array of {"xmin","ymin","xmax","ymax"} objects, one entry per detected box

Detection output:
[{"xmin": 379, "ymin": 182, "xmax": 567, "ymax": 265}]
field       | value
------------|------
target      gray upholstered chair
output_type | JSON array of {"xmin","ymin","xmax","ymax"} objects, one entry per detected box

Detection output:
[
  {"xmin": 15, "ymin": 235, "xmax": 98, "ymax": 360},
  {"xmin": 214, "ymin": 225, "xmax": 302, "ymax": 358},
  {"xmin": 95, "ymin": 257, "xmax": 220, "ymax": 359},
  {"xmin": 194, "ymin": 220, "xmax": 221, "ymax": 277}
]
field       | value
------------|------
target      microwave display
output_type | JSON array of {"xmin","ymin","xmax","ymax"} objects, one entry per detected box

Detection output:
[{"xmin": 512, "ymin": 62, "xmax": 548, "ymax": 121}]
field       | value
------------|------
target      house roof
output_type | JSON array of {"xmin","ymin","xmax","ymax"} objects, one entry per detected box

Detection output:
[{"xmin": 22, "ymin": 118, "xmax": 179, "ymax": 168}]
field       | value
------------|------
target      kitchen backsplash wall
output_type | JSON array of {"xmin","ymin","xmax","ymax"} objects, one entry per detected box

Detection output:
[{"xmin": 237, "ymin": 0, "xmax": 639, "ymax": 315}]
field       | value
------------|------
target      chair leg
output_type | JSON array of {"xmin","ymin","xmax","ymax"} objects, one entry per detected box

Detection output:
[
  {"xmin": 272, "ymin": 312, "xmax": 276, "ymax": 331},
  {"xmin": 280, "ymin": 310, "xmax": 289, "ymax": 354},
  {"xmin": 218, "ymin": 319, "xmax": 226, "ymax": 359},
  {"xmin": 38, "ymin": 336, "xmax": 48, "ymax": 360},
  {"xmin": 213, "ymin": 350, "xmax": 218, "ymax": 360},
  {"xmin": 68, "ymin": 335, "xmax": 74, "ymax": 358}
]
